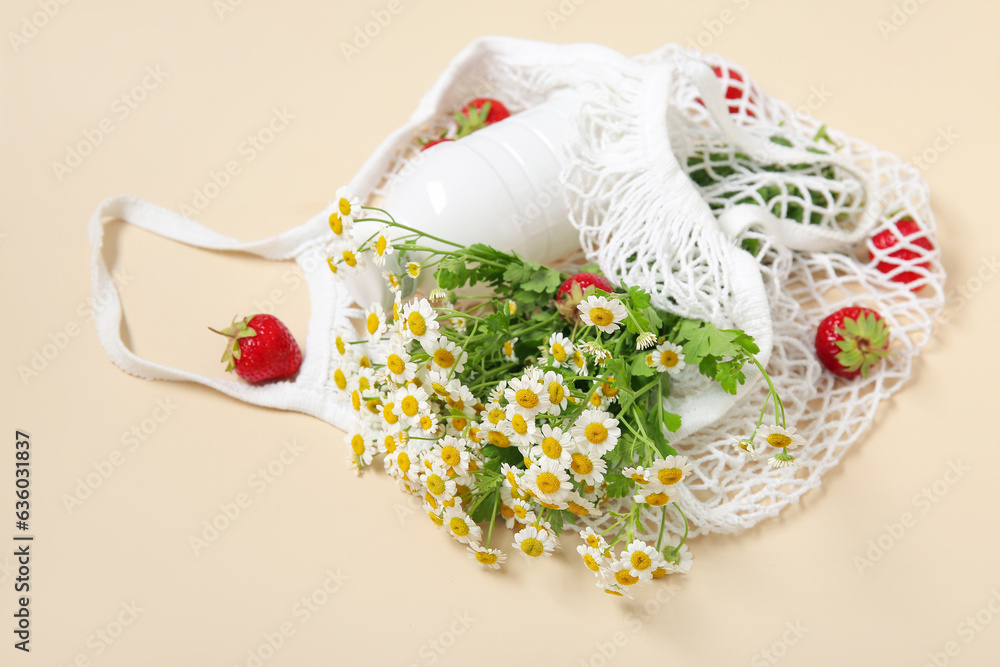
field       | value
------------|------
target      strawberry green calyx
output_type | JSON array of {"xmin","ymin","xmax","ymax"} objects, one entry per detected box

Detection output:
[
  {"xmin": 834, "ymin": 311, "xmax": 891, "ymax": 378},
  {"xmin": 209, "ymin": 316, "xmax": 258, "ymax": 372},
  {"xmin": 455, "ymin": 101, "xmax": 492, "ymax": 138}
]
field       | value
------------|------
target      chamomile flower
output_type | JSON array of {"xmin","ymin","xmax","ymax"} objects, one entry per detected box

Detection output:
[
  {"xmin": 421, "ymin": 466, "xmax": 458, "ymax": 508},
  {"xmin": 755, "ymin": 424, "xmax": 805, "ymax": 451},
  {"xmin": 500, "ymin": 463, "xmax": 525, "ymax": 496},
  {"xmin": 546, "ymin": 332, "xmax": 574, "ymax": 367},
  {"xmin": 647, "ymin": 341, "xmax": 687, "ymax": 375},
  {"xmin": 371, "ymin": 226, "xmax": 396, "ymax": 266},
  {"xmin": 578, "ymin": 295, "xmax": 627, "ymax": 334},
  {"xmin": 504, "ymin": 375, "xmax": 551, "ymax": 418},
  {"xmin": 513, "ymin": 525, "xmax": 557, "ymax": 558},
  {"xmin": 484, "ymin": 419, "xmax": 513, "ymax": 449},
  {"xmin": 507, "ymin": 498, "xmax": 537, "ymax": 526},
  {"xmin": 385, "ymin": 448, "xmax": 416, "ymax": 482},
  {"xmin": 597, "ymin": 578, "xmax": 631, "ymax": 598},
  {"xmin": 435, "ymin": 436, "xmax": 471, "ymax": 477},
  {"xmin": 648, "ymin": 455, "xmax": 694, "ymax": 487},
  {"xmin": 344, "ymin": 430, "xmax": 375, "ymax": 467},
  {"xmin": 622, "ymin": 466, "xmax": 652, "ymax": 486},
  {"xmin": 621, "ymin": 540, "xmax": 664, "ymax": 581},
  {"xmin": 400, "ymin": 298, "xmax": 440, "ymax": 346},
  {"xmin": 577, "ymin": 543, "xmax": 609, "ymax": 574},
  {"xmin": 332, "ymin": 327, "xmax": 352, "ymax": 360},
  {"xmin": 468, "ymin": 544, "xmax": 507, "ymax": 570},
  {"xmin": 406, "ymin": 261, "xmax": 422, "ymax": 279},
  {"xmin": 579, "ymin": 527, "xmax": 608, "ymax": 551},
  {"xmin": 568, "ymin": 450, "xmax": 608, "ymax": 486},
  {"xmin": 361, "ymin": 303, "xmax": 387, "ymax": 344},
  {"xmin": 382, "ymin": 271, "xmax": 402, "ymax": 293},
  {"xmin": 422, "ymin": 337, "xmax": 467, "ymax": 375},
  {"xmin": 636, "ymin": 332, "xmax": 657, "ymax": 350},
  {"xmin": 521, "ymin": 460, "xmax": 573, "ymax": 505},
  {"xmin": 442, "ymin": 507, "xmax": 482, "ymax": 545},
  {"xmin": 633, "ymin": 487, "xmax": 675, "ymax": 507},
  {"xmin": 393, "ymin": 383, "xmax": 430, "ymax": 426},
  {"xmin": 769, "ymin": 451, "xmax": 801, "ymax": 469},
  {"xmin": 532, "ymin": 424, "xmax": 573, "ymax": 468},
  {"xmin": 564, "ymin": 492, "xmax": 599, "ymax": 517},
  {"xmin": 501, "ymin": 338, "xmax": 519, "ymax": 363},
  {"xmin": 383, "ymin": 345, "xmax": 417, "ymax": 384},
  {"xmin": 542, "ymin": 371, "xmax": 570, "ymax": 416},
  {"xmin": 662, "ymin": 542, "xmax": 693, "ymax": 574},
  {"xmin": 331, "ymin": 241, "xmax": 367, "ymax": 274},
  {"xmin": 506, "ymin": 408, "xmax": 538, "ymax": 449},
  {"xmin": 607, "ymin": 558, "xmax": 643, "ymax": 588},
  {"xmin": 570, "ymin": 349, "xmax": 589, "ymax": 376},
  {"xmin": 487, "ymin": 380, "xmax": 507, "ymax": 405},
  {"xmin": 571, "ymin": 409, "xmax": 621, "ymax": 456},
  {"xmin": 732, "ymin": 438, "xmax": 761, "ymax": 461},
  {"xmin": 332, "ymin": 186, "xmax": 362, "ymax": 228}
]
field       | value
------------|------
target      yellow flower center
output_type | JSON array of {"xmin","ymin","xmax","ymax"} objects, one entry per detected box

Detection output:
[
  {"xmin": 571, "ymin": 453, "xmax": 594, "ymax": 476},
  {"xmin": 512, "ymin": 504, "xmax": 529, "ymax": 519},
  {"xmin": 375, "ymin": 236, "xmax": 388, "ymax": 256},
  {"xmin": 487, "ymin": 408, "xmax": 505, "ymax": 425},
  {"xmin": 401, "ymin": 395, "xmax": 420, "ymax": 417},
  {"xmin": 327, "ymin": 258, "xmax": 339, "ymax": 274},
  {"xmin": 407, "ymin": 262, "xmax": 421, "ymax": 278},
  {"xmin": 407, "ymin": 312, "xmax": 427, "ymax": 336},
  {"xmin": 382, "ymin": 403, "xmax": 398, "ymax": 425},
  {"xmin": 445, "ymin": 397, "xmax": 464, "ymax": 410},
  {"xmin": 441, "ymin": 446, "xmax": 462, "ymax": 467},
  {"xmin": 449, "ymin": 517, "xmax": 469, "ymax": 537},
  {"xmin": 329, "ymin": 212, "xmax": 343, "ymax": 235},
  {"xmin": 630, "ymin": 472, "xmax": 647, "ymax": 485},
  {"xmin": 475, "ymin": 551, "xmax": 498, "ymax": 565},
  {"xmin": 450, "ymin": 417, "xmax": 467, "ymax": 431},
  {"xmin": 660, "ymin": 350, "xmax": 679, "ymax": 367},
  {"xmin": 420, "ymin": 415, "xmax": 435, "ymax": 431},
  {"xmin": 601, "ymin": 379, "xmax": 619, "ymax": 397},
  {"xmin": 657, "ymin": 468, "xmax": 683, "ymax": 485},
  {"xmin": 338, "ymin": 197, "xmax": 352, "ymax": 216},
  {"xmin": 515, "ymin": 389, "xmax": 539, "ymax": 410},
  {"xmin": 428, "ymin": 511, "xmax": 443, "ymax": 526},
  {"xmin": 503, "ymin": 341, "xmax": 514, "ymax": 357},
  {"xmin": 433, "ymin": 349, "xmax": 455, "ymax": 368},
  {"xmin": 383, "ymin": 436, "xmax": 396, "ymax": 453},
  {"xmin": 366, "ymin": 313, "xmax": 380, "ymax": 335},
  {"xmin": 335, "ymin": 336, "xmax": 346, "ymax": 355},
  {"xmin": 520, "ymin": 537, "xmax": 544, "ymax": 558},
  {"xmin": 589, "ymin": 393, "xmax": 603, "ymax": 407},
  {"xmin": 506, "ymin": 470, "xmax": 520, "ymax": 490},
  {"xmin": 589, "ymin": 307, "xmax": 614, "ymax": 327},
  {"xmin": 541, "ymin": 437, "xmax": 562, "ymax": 459},
  {"xmin": 548, "ymin": 382, "xmax": 565, "ymax": 405},
  {"xmin": 511, "ymin": 414, "xmax": 529, "ymax": 435},
  {"xmin": 431, "ymin": 382, "xmax": 448, "ymax": 396},
  {"xmin": 644, "ymin": 492, "xmax": 670, "ymax": 507},
  {"xmin": 536, "ymin": 472, "xmax": 562, "ymax": 494},
  {"xmin": 567, "ymin": 501, "xmax": 591, "ymax": 516},
  {"xmin": 426, "ymin": 474, "xmax": 446, "ymax": 496},
  {"xmin": 573, "ymin": 351, "xmax": 585, "ymax": 369},
  {"xmin": 767, "ymin": 433, "xmax": 792, "ymax": 448},
  {"xmin": 397, "ymin": 452, "xmax": 410, "ymax": 473},
  {"xmin": 585, "ymin": 535, "xmax": 601, "ymax": 548},
  {"xmin": 630, "ymin": 551, "xmax": 652, "ymax": 571},
  {"xmin": 585, "ymin": 422, "xmax": 609, "ymax": 445},
  {"xmin": 551, "ymin": 343, "xmax": 567, "ymax": 362},
  {"xmin": 583, "ymin": 553, "xmax": 600, "ymax": 572},
  {"xmin": 343, "ymin": 250, "xmax": 357, "ymax": 267},
  {"xmin": 359, "ymin": 355, "xmax": 371, "ymax": 368},
  {"xmin": 614, "ymin": 569, "xmax": 639, "ymax": 586},
  {"xmin": 386, "ymin": 354, "xmax": 406, "ymax": 375},
  {"xmin": 358, "ymin": 377, "xmax": 370, "ymax": 391},
  {"xmin": 488, "ymin": 431, "xmax": 510, "ymax": 448},
  {"xmin": 351, "ymin": 390, "xmax": 361, "ymax": 411},
  {"xmin": 350, "ymin": 434, "xmax": 365, "ymax": 456},
  {"xmin": 333, "ymin": 369, "xmax": 347, "ymax": 390},
  {"xmin": 652, "ymin": 567, "xmax": 668, "ymax": 579}
]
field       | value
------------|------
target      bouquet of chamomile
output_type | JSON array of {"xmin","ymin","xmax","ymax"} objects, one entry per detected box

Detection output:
[{"xmin": 325, "ymin": 188, "xmax": 797, "ymax": 597}]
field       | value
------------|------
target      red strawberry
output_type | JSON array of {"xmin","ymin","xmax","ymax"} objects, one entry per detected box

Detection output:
[
  {"xmin": 211, "ymin": 314, "xmax": 302, "ymax": 383},
  {"xmin": 455, "ymin": 98, "xmax": 510, "ymax": 138},
  {"xmin": 696, "ymin": 66, "xmax": 756, "ymax": 117},
  {"xmin": 815, "ymin": 307, "xmax": 891, "ymax": 379},
  {"xmin": 420, "ymin": 137, "xmax": 454, "ymax": 151},
  {"xmin": 555, "ymin": 272, "xmax": 615, "ymax": 322},
  {"xmin": 868, "ymin": 217, "xmax": 934, "ymax": 289}
]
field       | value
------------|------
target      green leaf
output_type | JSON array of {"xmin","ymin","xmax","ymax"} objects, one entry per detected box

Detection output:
[{"xmin": 604, "ymin": 472, "xmax": 632, "ymax": 499}]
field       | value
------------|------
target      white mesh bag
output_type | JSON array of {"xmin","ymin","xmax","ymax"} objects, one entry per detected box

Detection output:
[{"xmin": 90, "ymin": 36, "xmax": 945, "ymax": 540}]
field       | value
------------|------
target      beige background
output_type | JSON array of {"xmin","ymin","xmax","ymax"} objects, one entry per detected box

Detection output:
[{"xmin": 2, "ymin": 0, "xmax": 999, "ymax": 665}]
